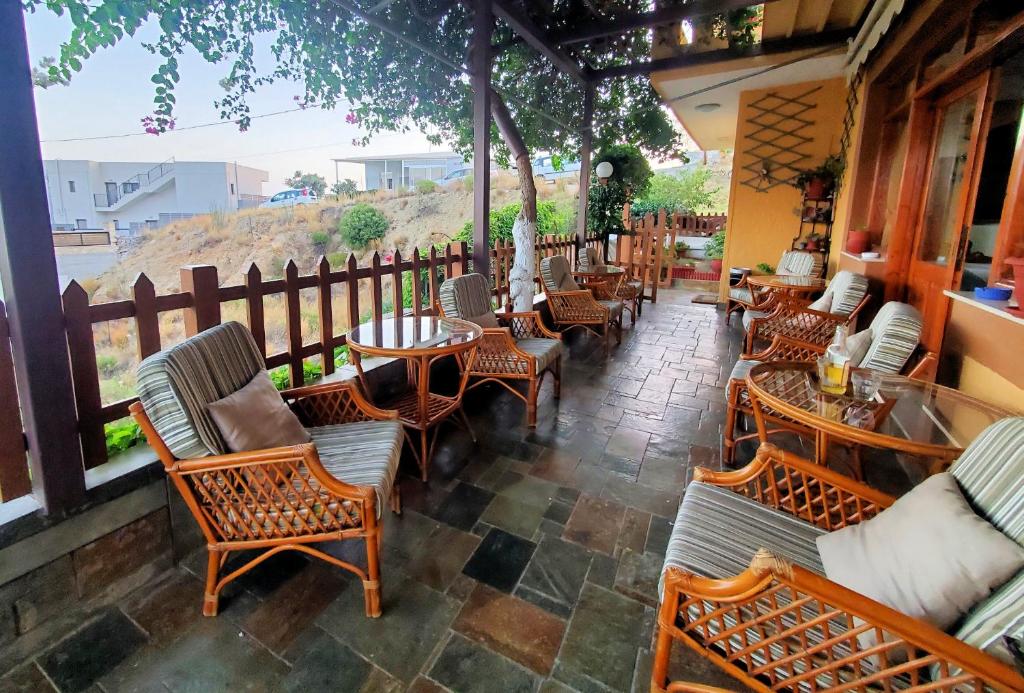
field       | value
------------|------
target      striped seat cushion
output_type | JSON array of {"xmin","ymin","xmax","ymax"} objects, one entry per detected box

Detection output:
[
  {"xmin": 660, "ymin": 482, "xmax": 825, "ymax": 599},
  {"xmin": 728, "ymin": 359, "xmax": 759, "ymax": 384},
  {"xmin": 309, "ymin": 420, "xmax": 403, "ymax": 517},
  {"xmin": 541, "ymin": 256, "xmax": 579, "ymax": 292},
  {"xmin": 856, "ymin": 302, "xmax": 922, "ymax": 373},
  {"xmin": 946, "ymin": 418, "xmax": 1024, "ymax": 668},
  {"xmin": 741, "ymin": 309, "xmax": 769, "ymax": 331},
  {"xmin": 728, "ymin": 287, "xmax": 753, "ymax": 304},
  {"xmin": 137, "ymin": 321, "xmax": 265, "ymax": 459},
  {"xmin": 830, "ymin": 272, "xmax": 869, "ymax": 316},
  {"xmin": 439, "ymin": 273, "xmax": 495, "ymax": 323},
  {"xmin": 577, "ymin": 247, "xmax": 602, "ymax": 271},
  {"xmin": 599, "ymin": 299, "xmax": 624, "ymax": 320},
  {"xmin": 778, "ymin": 251, "xmax": 818, "ymax": 277},
  {"xmin": 515, "ymin": 338, "xmax": 562, "ymax": 372}
]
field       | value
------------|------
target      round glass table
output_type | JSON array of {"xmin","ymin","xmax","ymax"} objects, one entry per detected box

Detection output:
[
  {"xmin": 346, "ymin": 316, "xmax": 482, "ymax": 480},
  {"xmin": 575, "ymin": 264, "xmax": 626, "ymax": 291},
  {"xmin": 746, "ymin": 274, "xmax": 825, "ymax": 294},
  {"xmin": 745, "ymin": 361, "xmax": 1014, "ymax": 478}
]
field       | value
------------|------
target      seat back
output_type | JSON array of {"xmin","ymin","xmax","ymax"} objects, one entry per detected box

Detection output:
[
  {"xmin": 136, "ymin": 321, "xmax": 265, "ymax": 459},
  {"xmin": 853, "ymin": 302, "xmax": 923, "ymax": 373},
  {"xmin": 949, "ymin": 417, "xmax": 1024, "ymax": 545},
  {"xmin": 439, "ymin": 273, "xmax": 494, "ymax": 321},
  {"xmin": 540, "ymin": 255, "xmax": 579, "ymax": 292},
  {"xmin": 807, "ymin": 271, "xmax": 868, "ymax": 316},
  {"xmin": 577, "ymin": 247, "xmax": 604, "ymax": 271},
  {"xmin": 777, "ymin": 251, "xmax": 820, "ymax": 277}
]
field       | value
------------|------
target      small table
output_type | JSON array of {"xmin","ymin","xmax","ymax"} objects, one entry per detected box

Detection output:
[
  {"xmin": 745, "ymin": 361, "xmax": 1012, "ymax": 478},
  {"xmin": 346, "ymin": 316, "xmax": 482, "ymax": 481},
  {"xmin": 575, "ymin": 264, "xmax": 626, "ymax": 291},
  {"xmin": 746, "ymin": 274, "xmax": 825, "ymax": 295}
]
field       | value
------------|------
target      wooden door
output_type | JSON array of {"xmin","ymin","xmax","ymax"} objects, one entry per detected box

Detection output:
[{"xmin": 906, "ymin": 76, "xmax": 992, "ymax": 351}]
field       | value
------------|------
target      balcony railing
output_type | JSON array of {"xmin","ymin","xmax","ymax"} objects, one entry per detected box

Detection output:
[{"xmin": 93, "ymin": 159, "xmax": 175, "ymax": 208}]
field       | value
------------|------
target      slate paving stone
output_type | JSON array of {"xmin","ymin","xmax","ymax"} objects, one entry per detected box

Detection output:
[
  {"xmin": 616, "ymin": 507, "xmax": 651, "ymax": 555},
  {"xmin": 586, "ymin": 553, "xmax": 619, "ymax": 589},
  {"xmin": 453, "ymin": 583, "xmax": 566, "ymax": 675},
  {"xmin": 462, "ymin": 528, "xmax": 536, "ymax": 593},
  {"xmin": 430, "ymin": 482, "xmax": 495, "ymax": 531},
  {"xmin": 645, "ymin": 515, "xmax": 674, "ymax": 556},
  {"xmin": 601, "ymin": 476, "xmax": 680, "ymax": 517},
  {"xmin": 429, "ymin": 633, "xmax": 539, "ymax": 693},
  {"xmin": 121, "ymin": 569, "xmax": 205, "ymax": 645},
  {"xmin": 613, "ymin": 550, "xmax": 663, "ymax": 608},
  {"xmin": 605, "ymin": 427, "xmax": 651, "ymax": 460},
  {"xmin": 563, "ymin": 494, "xmax": 626, "ymax": 555},
  {"xmin": 637, "ymin": 455, "xmax": 688, "ymax": 489},
  {"xmin": 317, "ymin": 572, "xmax": 460, "ymax": 683},
  {"xmin": 281, "ymin": 627, "xmax": 372, "ymax": 691},
  {"xmin": 517, "ymin": 534, "xmax": 592, "ymax": 618},
  {"xmin": 402, "ymin": 523, "xmax": 481, "ymax": 592},
  {"xmin": 38, "ymin": 607, "xmax": 147, "ymax": 693},
  {"xmin": 544, "ymin": 499, "xmax": 576, "ymax": 525},
  {"xmin": 480, "ymin": 494, "xmax": 548, "ymax": 539},
  {"xmin": 539, "ymin": 678, "xmax": 580, "ymax": 693},
  {"xmin": 556, "ymin": 584, "xmax": 650, "ymax": 692},
  {"xmin": 0, "ymin": 662, "xmax": 54, "ymax": 693},
  {"xmin": 495, "ymin": 472, "xmax": 561, "ymax": 507},
  {"xmin": 408, "ymin": 676, "xmax": 452, "ymax": 693}
]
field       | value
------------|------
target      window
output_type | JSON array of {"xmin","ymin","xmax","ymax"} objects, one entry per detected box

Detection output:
[
  {"xmin": 270, "ymin": 192, "xmax": 284, "ymax": 202},
  {"xmin": 75, "ymin": 218, "xmax": 86, "ymax": 229},
  {"xmin": 68, "ymin": 180, "xmax": 76, "ymax": 193},
  {"xmin": 230, "ymin": 183, "xmax": 235, "ymax": 194}
]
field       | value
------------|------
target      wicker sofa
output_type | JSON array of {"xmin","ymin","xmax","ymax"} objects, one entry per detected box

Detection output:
[
  {"xmin": 652, "ymin": 419, "xmax": 1024, "ymax": 693},
  {"xmin": 131, "ymin": 321, "xmax": 403, "ymax": 618}
]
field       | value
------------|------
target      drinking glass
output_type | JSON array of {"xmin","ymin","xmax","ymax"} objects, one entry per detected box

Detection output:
[{"xmin": 851, "ymin": 370, "xmax": 882, "ymax": 401}]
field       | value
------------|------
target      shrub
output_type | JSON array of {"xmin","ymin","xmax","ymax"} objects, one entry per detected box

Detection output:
[
  {"xmin": 415, "ymin": 179, "xmax": 437, "ymax": 194},
  {"xmin": 631, "ymin": 168, "xmax": 722, "ymax": 218},
  {"xmin": 96, "ymin": 354, "xmax": 120, "ymax": 377},
  {"xmin": 268, "ymin": 360, "xmax": 323, "ymax": 390},
  {"xmin": 756, "ymin": 262, "xmax": 775, "ymax": 274},
  {"xmin": 326, "ymin": 251, "xmax": 348, "ymax": 267},
  {"xmin": 105, "ymin": 418, "xmax": 144, "ymax": 455},
  {"xmin": 339, "ymin": 203, "xmax": 388, "ymax": 248},
  {"xmin": 310, "ymin": 231, "xmax": 331, "ymax": 253},
  {"xmin": 593, "ymin": 143, "xmax": 653, "ymax": 198},
  {"xmin": 456, "ymin": 200, "xmax": 574, "ymax": 245},
  {"xmin": 705, "ymin": 229, "xmax": 727, "ymax": 259}
]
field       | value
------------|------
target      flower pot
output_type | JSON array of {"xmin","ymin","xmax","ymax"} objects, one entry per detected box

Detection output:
[
  {"xmin": 710, "ymin": 259, "xmax": 723, "ymax": 274},
  {"xmin": 846, "ymin": 229, "xmax": 871, "ymax": 255},
  {"xmin": 804, "ymin": 240, "xmax": 819, "ymax": 251},
  {"xmin": 804, "ymin": 178, "xmax": 828, "ymax": 199},
  {"xmin": 1006, "ymin": 257, "xmax": 1024, "ymax": 316}
]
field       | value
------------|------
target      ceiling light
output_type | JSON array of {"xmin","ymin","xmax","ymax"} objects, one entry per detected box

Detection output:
[{"xmin": 695, "ymin": 103, "xmax": 721, "ymax": 112}]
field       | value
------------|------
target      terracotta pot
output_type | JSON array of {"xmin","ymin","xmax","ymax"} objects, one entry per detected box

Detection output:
[
  {"xmin": 1007, "ymin": 257, "xmax": 1024, "ymax": 315},
  {"xmin": 804, "ymin": 178, "xmax": 828, "ymax": 199},
  {"xmin": 847, "ymin": 229, "xmax": 871, "ymax": 255},
  {"xmin": 805, "ymin": 239, "xmax": 819, "ymax": 251},
  {"xmin": 710, "ymin": 259, "xmax": 724, "ymax": 274}
]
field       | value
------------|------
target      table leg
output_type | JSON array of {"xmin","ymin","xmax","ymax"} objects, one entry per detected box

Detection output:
[
  {"xmin": 417, "ymin": 354, "xmax": 430, "ymax": 481},
  {"xmin": 814, "ymin": 430, "xmax": 829, "ymax": 467},
  {"xmin": 350, "ymin": 350, "xmax": 370, "ymax": 395}
]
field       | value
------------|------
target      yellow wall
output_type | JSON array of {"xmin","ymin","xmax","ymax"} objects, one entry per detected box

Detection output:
[
  {"xmin": 720, "ymin": 77, "xmax": 849, "ymax": 297},
  {"xmin": 957, "ymin": 356, "xmax": 1024, "ymax": 412}
]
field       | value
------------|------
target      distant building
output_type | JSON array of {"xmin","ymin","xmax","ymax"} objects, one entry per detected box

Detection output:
[
  {"xmin": 43, "ymin": 159, "xmax": 269, "ymax": 234},
  {"xmin": 333, "ymin": 152, "xmax": 467, "ymax": 191}
]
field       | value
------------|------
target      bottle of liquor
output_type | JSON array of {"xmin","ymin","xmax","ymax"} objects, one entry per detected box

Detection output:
[{"xmin": 821, "ymin": 325, "xmax": 851, "ymax": 395}]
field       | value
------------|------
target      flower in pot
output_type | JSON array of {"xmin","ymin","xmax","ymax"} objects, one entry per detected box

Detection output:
[
  {"xmin": 793, "ymin": 154, "xmax": 844, "ymax": 199},
  {"xmin": 704, "ymin": 229, "xmax": 726, "ymax": 274}
]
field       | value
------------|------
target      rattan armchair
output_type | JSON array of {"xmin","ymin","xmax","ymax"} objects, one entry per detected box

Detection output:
[
  {"xmin": 579, "ymin": 246, "xmax": 643, "ymax": 323},
  {"xmin": 726, "ymin": 250, "xmax": 822, "ymax": 321},
  {"xmin": 131, "ymin": 322, "xmax": 403, "ymax": 619},
  {"xmin": 438, "ymin": 273, "xmax": 562, "ymax": 426},
  {"xmin": 725, "ymin": 301, "xmax": 937, "ymax": 467},
  {"xmin": 742, "ymin": 270, "xmax": 870, "ymax": 355},
  {"xmin": 652, "ymin": 439, "xmax": 1024, "ymax": 693},
  {"xmin": 541, "ymin": 255, "xmax": 623, "ymax": 355}
]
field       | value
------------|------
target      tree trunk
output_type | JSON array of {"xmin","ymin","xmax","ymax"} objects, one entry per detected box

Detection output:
[{"xmin": 490, "ymin": 88, "xmax": 537, "ymax": 312}]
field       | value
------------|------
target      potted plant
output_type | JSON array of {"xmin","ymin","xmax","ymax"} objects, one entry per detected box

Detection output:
[
  {"xmin": 705, "ymin": 229, "xmax": 726, "ymax": 274},
  {"xmin": 804, "ymin": 232, "xmax": 827, "ymax": 252},
  {"xmin": 1006, "ymin": 257, "xmax": 1024, "ymax": 316},
  {"xmin": 846, "ymin": 227, "xmax": 872, "ymax": 255},
  {"xmin": 793, "ymin": 154, "xmax": 844, "ymax": 199}
]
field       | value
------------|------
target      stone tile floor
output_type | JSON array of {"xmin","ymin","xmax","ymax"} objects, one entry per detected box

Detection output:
[{"xmin": 0, "ymin": 287, "xmax": 913, "ymax": 692}]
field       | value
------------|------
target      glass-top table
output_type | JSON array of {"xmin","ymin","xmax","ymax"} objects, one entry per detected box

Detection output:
[
  {"xmin": 745, "ymin": 361, "xmax": 1014, "ymax": 477},
  {"xmin": 346, "ymin": 317, "xmax": 482, "ymax": 480},
  {"xmin": 746, "ymin": 274, "xmax": 826, "ymax": 292}
]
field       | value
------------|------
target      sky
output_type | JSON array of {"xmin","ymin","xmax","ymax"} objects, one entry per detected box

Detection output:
[{"xmin": 24, "ymin": 7, "xmax": 442, "ymax": 194}]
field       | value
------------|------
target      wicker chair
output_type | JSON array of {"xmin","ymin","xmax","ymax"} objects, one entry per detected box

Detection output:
[
  {"xmin": 540, "ymin": 255, "xmax": 623, "ymax": 355},
  {"xmin": 578, "ymin": 246, "xmax": 643, "ymax": 323},
  {"xmin": 724, "ymin": 301, "xmax": 937, "ymax": 468},
  {"xmin": 130, "ymin": 322, "xmax": 403, "ymax": 619},
  {"xmin": 653, "ymin": 419, "xmax": 1024, "ymax": 693},
  {"xmin": 726, "ymin": 251, "xmax": 822, "ymax": 322},
  {"xmin": 437, "ymin": 273, "xmax": 562, "ymax": 427},
  {"xmin": 742, "ymin": 270, "xmax": 870, "ymax": 356}
]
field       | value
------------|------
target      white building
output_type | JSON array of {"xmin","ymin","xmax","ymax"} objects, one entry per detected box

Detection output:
[
  {"xmin": 43, "ymin": 159, "xmax": 269, "ymax": 234},
  {"xmin": 333, "ymin": 152, "xmax": 467, "ymax": 191}
]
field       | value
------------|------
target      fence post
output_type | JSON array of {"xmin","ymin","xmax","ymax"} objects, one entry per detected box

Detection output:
[
  {"xmin": 62, "ymin": 281, "xmax": 108, "ymax": 470},
  {"xmin": 391, "ymin": 249, "xmax": 404, "ymax": 317},
  {"xmin": 284, "ymin": 260, "xmax": 304, "ymax": 387},
  {"xmin": 458, "ymin": 241, "xmax": 470, "ymax": 277},
  {"xmin": 132, "ymin": 273, "xmax": 161, "ymax": 360},
  {"xmin": 245, "ymin": 263, "xmax": 266, "ymax": 358},
  {"xmin": 0, "ymin": 300, "xmax": 30, "ymax": 501},
  {"xmin": 180, "ymin": 264, "xmax": 221, "ymax": 336},
  {"xmin": 411, "ymin": 249, "xmax": 425, "ymax": 316},
  {"xmin": 316, "ymin": 257, "xmax": 335, "ymax": 376},
  {"xmin": 346, "ymin": 254, "xmax": 360, "ymax": 328},
  {"xmin": 428, "ymin": 246, "xmax": 441, "ymax": 307}
]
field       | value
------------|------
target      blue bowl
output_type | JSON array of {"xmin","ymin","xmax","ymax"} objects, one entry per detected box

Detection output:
[{"xmin": 974, "ymin": 286, "xmax": 1013, "ymax": 301}]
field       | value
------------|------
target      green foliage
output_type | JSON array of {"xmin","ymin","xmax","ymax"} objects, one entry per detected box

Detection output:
[
  {"xmin": 705, "ymin": 230, "xmax": 727, "ymax": 260},
  {"xmin": 339, "ymin": 203, "xmax": 389, "ymax": 249},
  {"xmin": 593, "ymin": 144, "xmax": 653, "ymax": 198},
  {"xmin": 691, "ymin": 7, "xmax": 763, "ymax": 49},
  {"xmin": 756, "ymin": 262, "xmax": 775, "ymax": 274},
  {"xmin": 285, "ymin": 171, "xmax": 327, "ymax": 197},
  {"xmin": 105, "ymin": 418, "xmax": 144, "ymax": 455},
  {"xmin": 331, "ymin": 179, "xmax": 358, "ymax": 197},
  {"xmin": 96, "ymin": 354, "xmax": 120, "ymax": 377},
  {"xmin": 310, "ymin": 231, "xmax": 331, "ymax": 252},
  {"xmin": 415, "ymin": 179, "xmax": 438, "ymax": 194},
  {"xmin": 269, "ymin": 360, "xmax": 323, "ymax": 390},
  {"xmin": 327, "ymin": 251, "xmax": 348, "ymax": 267},
  {"xmin": 630, "ymin": 168, "xmax": 721, "ymax": 218},
  {"xmin": 456, "ymin": 200, "xmax": 573, "ymax": 245},
  {"xmin": 793, "ymin": 154, "xmax": 845, "ymax": 192},
  {"xmin": 587, "ymin": 181, "xmax": 628, "ymax": 241}
]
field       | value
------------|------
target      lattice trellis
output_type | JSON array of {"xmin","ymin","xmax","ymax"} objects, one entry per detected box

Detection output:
[
  {"xmin": 740, "ymin": 85, "xmax": 822, "ymax": 192},
  {"xmin": 834, "ymin": 70, "xmax": 864, "ymax": 196}
]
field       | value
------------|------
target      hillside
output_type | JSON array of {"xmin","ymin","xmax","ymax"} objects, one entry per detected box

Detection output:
[{"xmin": 92, "ymin": 173, "xmax": 579, "ymax": 301}]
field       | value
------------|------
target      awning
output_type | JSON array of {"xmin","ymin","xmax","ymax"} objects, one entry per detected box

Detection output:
[{"xmin": 844, "ymin": 0, "xmax": 908, "ymax": 82}]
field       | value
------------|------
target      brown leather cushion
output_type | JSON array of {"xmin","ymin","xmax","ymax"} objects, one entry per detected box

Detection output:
[{"xmin": 207, "ymin": 370, "xmax": 311, "ymax": 452}]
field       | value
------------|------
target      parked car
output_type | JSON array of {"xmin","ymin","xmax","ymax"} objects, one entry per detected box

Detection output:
[
  {"xmin": 261, "ymin": 187, "xmax": 318, "ymax": 208},
  {"xmin": 437, "ymin": 168, "xmax": 472, "ymax": 186},
  {"xmin": 532, "ymin": 155, "xmax": 580, "ymax": 182}
]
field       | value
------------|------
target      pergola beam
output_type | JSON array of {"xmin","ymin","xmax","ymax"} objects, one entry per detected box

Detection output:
[
  {"xmin": 591, "ymin": 28, "xmax": 856, "ymax": 80},
  {"xmin": 492, "ymin": 0, "xmax": 589, "ymax": 83},
  {"xmin": 554, "ymin": 0, "xmax": 783, "ymax": 47}
]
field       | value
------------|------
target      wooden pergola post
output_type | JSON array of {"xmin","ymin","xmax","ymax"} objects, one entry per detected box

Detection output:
[
  {"xmin": 0, "ymin": 3, "xmax": 86, "ymax": 513},
  {"xmin": 576, "ymin": 81, "xmax": 595, "ymax": 249},
  {"xmin": 471, "ymin": 0, "xmax": 492, "ymax": 277}
]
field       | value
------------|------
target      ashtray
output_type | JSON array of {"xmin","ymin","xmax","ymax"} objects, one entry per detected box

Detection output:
[
  {"xmin": 974, "ymin": 286, "xmax": 1013, "ymax": 300},
  {"xmin": 861, "ymin": 252, "xmax": 880, "ymax": 259}
]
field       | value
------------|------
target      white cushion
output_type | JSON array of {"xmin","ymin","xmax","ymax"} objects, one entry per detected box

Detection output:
[
  {"xmin": 846, "ymin": 329, "xmax": 872, "ymax": 367},
  {"xmin": 817, "ymin": 473, "xmax": 1024, "ymax": 638}
]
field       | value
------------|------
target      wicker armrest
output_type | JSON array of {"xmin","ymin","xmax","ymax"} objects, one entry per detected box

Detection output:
[
  {"xmin": 746, "ymin": 302, "xmax": 847, "ymax": 353},
  {"xmin": 282, "ymin": 379, "xmax": 399, "ymax": 426},
  {"xmin": 745, "ymin": 334, "xmax": 826, "ymax": 363},
  {"xmin": 470, "ymin": 328, "xmax": 535, "ymax": 374},
  {"xmin": 576, "ymin": 277, "xmax": 616, "ymax": 301},
  {"xmin": 693, "ymin": 443, "xmax": 894, "ymax": 530},
  {"xmin": 547, "ymin": 289, "xmax": 610, "ymax": 322},
  {"xmin": 498, "ymin": 311, "xmax": 562, "ymax": 340},
  {"xmin": 658, "ymin": 553, "xmax": 1024, "ymax": 692}
]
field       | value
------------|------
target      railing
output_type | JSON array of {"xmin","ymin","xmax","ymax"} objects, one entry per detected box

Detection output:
[
  {"xmin": 93, "ymin": 158, "xmax": 175, "ymax": 208},
  {"xmin": 52, "ymin": 231, "xmax": 112, "ymax": 247},
  {"xmin": 0, "ymin": 300, "xmax": 30, "ymax": 502},
  {"xmin": 490, "ymin": 233, "xmax": 598, "ymax": 310}
]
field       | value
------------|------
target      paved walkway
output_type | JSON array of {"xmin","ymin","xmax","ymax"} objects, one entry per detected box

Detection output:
[{"xmin": 1, "ymin": 288, "xmax": 907, "ymax": 692}]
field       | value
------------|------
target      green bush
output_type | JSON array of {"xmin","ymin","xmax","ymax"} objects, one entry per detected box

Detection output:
[
  {"xmin": 339, "ymin": 203, "xmax": 389, "ymax": 249},
  {"xmin": 756, "ymin": 262, "xmax": 775, "ymax": 274},
  {"xmin": 310, "ymin": 231, "xmax": 331, "ymax": 252},
  {"xmin": 705, "ymin": 229, "xmax": 727, "ymax": 259},
  {"xmin": 593, "ymin": 143, "xmax": 653, "ymax": 198},
  {"xmin": 105, "ymin": 418, "xmax": 144, "ymax": 455},
  {"xmin": 456, "ymin": 200, "xmax": 574, "ymax": 245},
  {"xmin": 630, "ymin": 168, "xmax": 721, "ymax": 218},
  {"xmin": 96, "ymin": 354, "xmax": 119, "ymax": 377},
  {"xmin": 415, "ymin": 179, "xmax": 438, "ymax": 194},
  {"xmin": 327, "ymin": 251, "xmax": 348, "ymax": 267}
]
